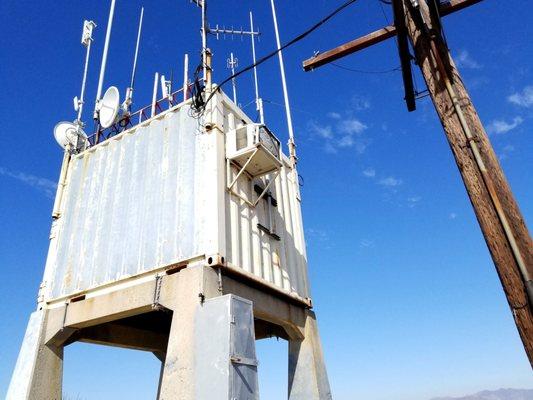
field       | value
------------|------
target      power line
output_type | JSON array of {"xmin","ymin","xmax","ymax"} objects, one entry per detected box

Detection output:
[
  {"xmin": 195, "ymin": 0, "xmax": 359, "ymax": 113},
  {"xmin": 330, "ymin": 62, "xmax": 401, "ymax": 74}
]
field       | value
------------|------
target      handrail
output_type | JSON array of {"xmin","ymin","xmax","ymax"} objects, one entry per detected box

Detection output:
[{"xmin": 88, "ymin": 83, "xmax": 195, "ymax": 146}]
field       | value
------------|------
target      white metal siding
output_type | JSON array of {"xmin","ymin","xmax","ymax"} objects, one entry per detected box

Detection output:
[
  {"xmin": 44, "ymin": 96, "xmax": 310, "ymax": 301},
  {"xmin": 225, "ymin": 163, "xmax": 309, "ymax": 298},
  {"xmin": 223, "ymin": 99, "xmax": 310, "ymax": 299},
  {"xmin": 45, "ymin": 107, "xmax": 211, "ymax": 299}
]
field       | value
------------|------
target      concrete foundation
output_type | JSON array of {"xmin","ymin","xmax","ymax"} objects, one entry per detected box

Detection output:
[{"xmin": 8, "ymin": 264, "xmax": 331, "ymax": 399}]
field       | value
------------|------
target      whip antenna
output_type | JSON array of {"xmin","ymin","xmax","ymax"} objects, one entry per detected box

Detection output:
[
  {"xmin": 270, "ymin": 0, "xmax": 297, "ymax": 166},
  {"xmin": 249, "ymin": 11, "xmax": 264, "ymax": 124},
  {"xmin": 123, "ymin": 6, "xmax": 144, "ymax": 113},
  {"xmin": 94, "ymin": 0, "xmax": 117, "ymax": 119}
]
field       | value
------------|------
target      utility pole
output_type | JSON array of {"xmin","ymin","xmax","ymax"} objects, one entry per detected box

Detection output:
[
  {"xmin": 403, "ymin": 0, "xmax": 533, "ymax": 364},
  {"xmin": 303, "ymin": 0, "xmax": 533, "ymax": 365}
]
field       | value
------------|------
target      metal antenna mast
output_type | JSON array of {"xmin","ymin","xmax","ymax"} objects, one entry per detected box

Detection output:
[
  {"xmin": 227, "ymin": 52, "xmax": 238, "ymax": 104},
  {"xmin": 270, "ymin": 0, "xmax": 297, "ymax": 167},
  {"xmin": 190, "ymin": 0, "xmax": 211, "ymax": 87},
  {"xmin": 123, "ymin": 6, "xmax": 144, "ymax": 113},
  {"xmin": 249, "ymin": 11, "xmax": 264, "ymax": 124},
  {"xmin": 94, "ymin": 0, "xmax": 116, "ymax": 119},
  {"xmin": 201, "ymin": 0, "xmax": 208, "ymax": 84},
  {"xmin": 75, "ymin": 20, "xmax": 96, "ymax": 126}
]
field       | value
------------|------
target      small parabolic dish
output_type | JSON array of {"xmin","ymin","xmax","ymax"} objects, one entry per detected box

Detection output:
[
  {"xmin": 53, "ymin": 121, "xmax": 88, "ymax": 151},
  {"xmin": 99, "ymin": 86, "xmax": 120, "ymax": 129}
]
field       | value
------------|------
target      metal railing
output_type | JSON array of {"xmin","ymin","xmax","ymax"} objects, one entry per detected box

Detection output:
[{"xmin": 87, "ymin": 83, "xmax": 194, "ymax": 147}]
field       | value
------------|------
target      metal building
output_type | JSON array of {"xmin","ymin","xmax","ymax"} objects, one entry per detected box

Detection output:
[{"xmin": 7, "ymin": 86, "xmax": 331, "ymax": 398}]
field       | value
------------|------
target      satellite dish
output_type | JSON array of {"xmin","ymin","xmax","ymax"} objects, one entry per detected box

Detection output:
[
  {"xmin": 99, "ymin": 86, "xmax": 120, "ymax": 128},
  {"xmin": 53, "ymin": 121, "xmax": 88, "ymax": 151}
]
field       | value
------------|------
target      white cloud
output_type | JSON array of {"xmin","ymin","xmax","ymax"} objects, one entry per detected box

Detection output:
[
  {"xmin": 359, "ymin": 239, "xmax": 375, "ymax": 248},
  {"xmin": 327, "ymin": 112, "xmax": 341, "ymax": 119},
  {"xmin": 307, "ymin": 228, "xmax": 329, "ymax": 242},
  {"xmin": 486, "ymin": 116, "xmax": 523, "ymax": 135},
  {"xmin": 338, "ymin": 118, "xmax": 367, "ymax": 135},
  {"xmin": 338, "ymin": 135, "xmax": 354, "ymax": 148},
  {"xmin": 309, "ymin": 121, "xmax": 333, "ymax": 139},
  {"xmin": 499, "ymin": 144, "xmax": 515, "ymax": 161},
  {"xmin": 407, "ymin": 196, "xmax": 421, "ymax": 208},
  {"xmin": 449, "ymin": 212, "xmax": 457, "ymax": 219},
  {"xmin": 308, "ymin": 114, "xmax": 369, "ymax": 155},
  {"xmin": 323, "ymin": 142, "xmax": 337, "ymax": 154},
  {"xmin": 508, "ymin": 85, "xmax": 533, "ymax": 108},
  {"xmin": 0, "ymin": 167, "xmax": 57, "ymax": 198},
  {"xmin": 378, "ymin": 176, "xmax": 403, "ymax": 187},
  {"xmin": 455, "ymin": 50, "xmax": 481, "ymax": 69},
  {"xmin": 354, "ymin": 139, "xmax": 370, "ymax": 155},
  {"xmin": 351, "ymin": 95, "xmax": 371, "ymax": 111},
  {"xmin": 362, "ymin": 168, "xmax": 376, "ymax": 178}
]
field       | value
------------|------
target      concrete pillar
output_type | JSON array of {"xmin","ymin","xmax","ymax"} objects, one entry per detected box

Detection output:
[
  {"xmin": 158, "ymin": 265, "xmax": 259, "ymax": 400},
  {"xmin": 288, "ymin": 310, "xmax": 331, "ymax": 400},
  {"xmin": 7, "ymin": 310, "xmax": 63, "ymax": 400},
  {"xmin": 157, "ymin": 265, "xmax": 221, "ymax": 399}
]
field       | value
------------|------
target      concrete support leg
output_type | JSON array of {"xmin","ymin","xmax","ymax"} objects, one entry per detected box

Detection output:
[
  {"xmin": 7, "ymin": 310, "xmax": 63, "ymax": 400},
  {"xmin": 158, "ymin": 265, "xmax": 259, "ymax": 399},
  {"xmin": 157, "ymin": 265, "xmax": 221, "ymax": 400},
  {"xmin": 288, "ymin": 310, "xmax": 332, "ymax": 400}
]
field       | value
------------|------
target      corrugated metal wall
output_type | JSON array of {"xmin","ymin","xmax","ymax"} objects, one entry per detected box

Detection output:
[
  {"xmin": 46, "ymin": 108, "xmax": 210, "ymax": 299},
  {"xmin": 225, "ymin": 161, "xmax": 309, "ymax": 298},
  {"xmin": 223, "ymin": 100, "xmax": 310, "ymax": 299},
  {"xmin": 44, "ymin": 98, "xmax": 310, "ymax": 301}
]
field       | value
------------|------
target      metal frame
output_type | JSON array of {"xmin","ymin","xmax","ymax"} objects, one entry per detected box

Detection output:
[{"xmin": 226, "ymin": 145, "xmax": 280, "ymax": 208}]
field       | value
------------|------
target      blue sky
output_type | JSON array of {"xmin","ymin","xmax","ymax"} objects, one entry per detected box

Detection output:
[{"xmin": 0, "ymin": 0, "xmax": 532, "ymax": 399}]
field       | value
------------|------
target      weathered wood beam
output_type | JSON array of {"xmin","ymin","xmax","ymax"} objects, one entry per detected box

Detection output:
[
  {"xmin": 302, "ymin": 0, "xmax": 484, "ymax": 71},
  {"xmin": 401, "ymin": 0, "xmax": 533, "ymax": 365}
]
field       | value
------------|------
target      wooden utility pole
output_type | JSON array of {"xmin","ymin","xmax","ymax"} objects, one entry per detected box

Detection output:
[{"xmin": 303, "ymin": 0, "xmax": 533, "ymax": 366}]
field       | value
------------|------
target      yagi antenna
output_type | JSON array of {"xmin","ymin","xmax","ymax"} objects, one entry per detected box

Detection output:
[
  {"xmin": 74, "ymin": 20, "xmax": 96, "ymax": 126},
  {"xmin": 94, "ymin": 0, "xmax": 117, "ymax": 120},
  {"xmin": 123, "ymin": 6, "xmax": 144, "ymax": 113}
]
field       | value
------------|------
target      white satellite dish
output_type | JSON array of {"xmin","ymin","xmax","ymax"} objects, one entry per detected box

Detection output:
[
  {"xmin": 99, "ymin": 86, "xmax": 120, "ymax": 128},
  {"xmin": 54, "ymin": 121, "xmax": 88, "ymax": 151}
]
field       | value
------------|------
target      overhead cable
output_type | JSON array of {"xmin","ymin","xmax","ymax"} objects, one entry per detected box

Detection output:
[{"xmin": 194, "ymin": 0, "xmax": 359, "ymax": 114}]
